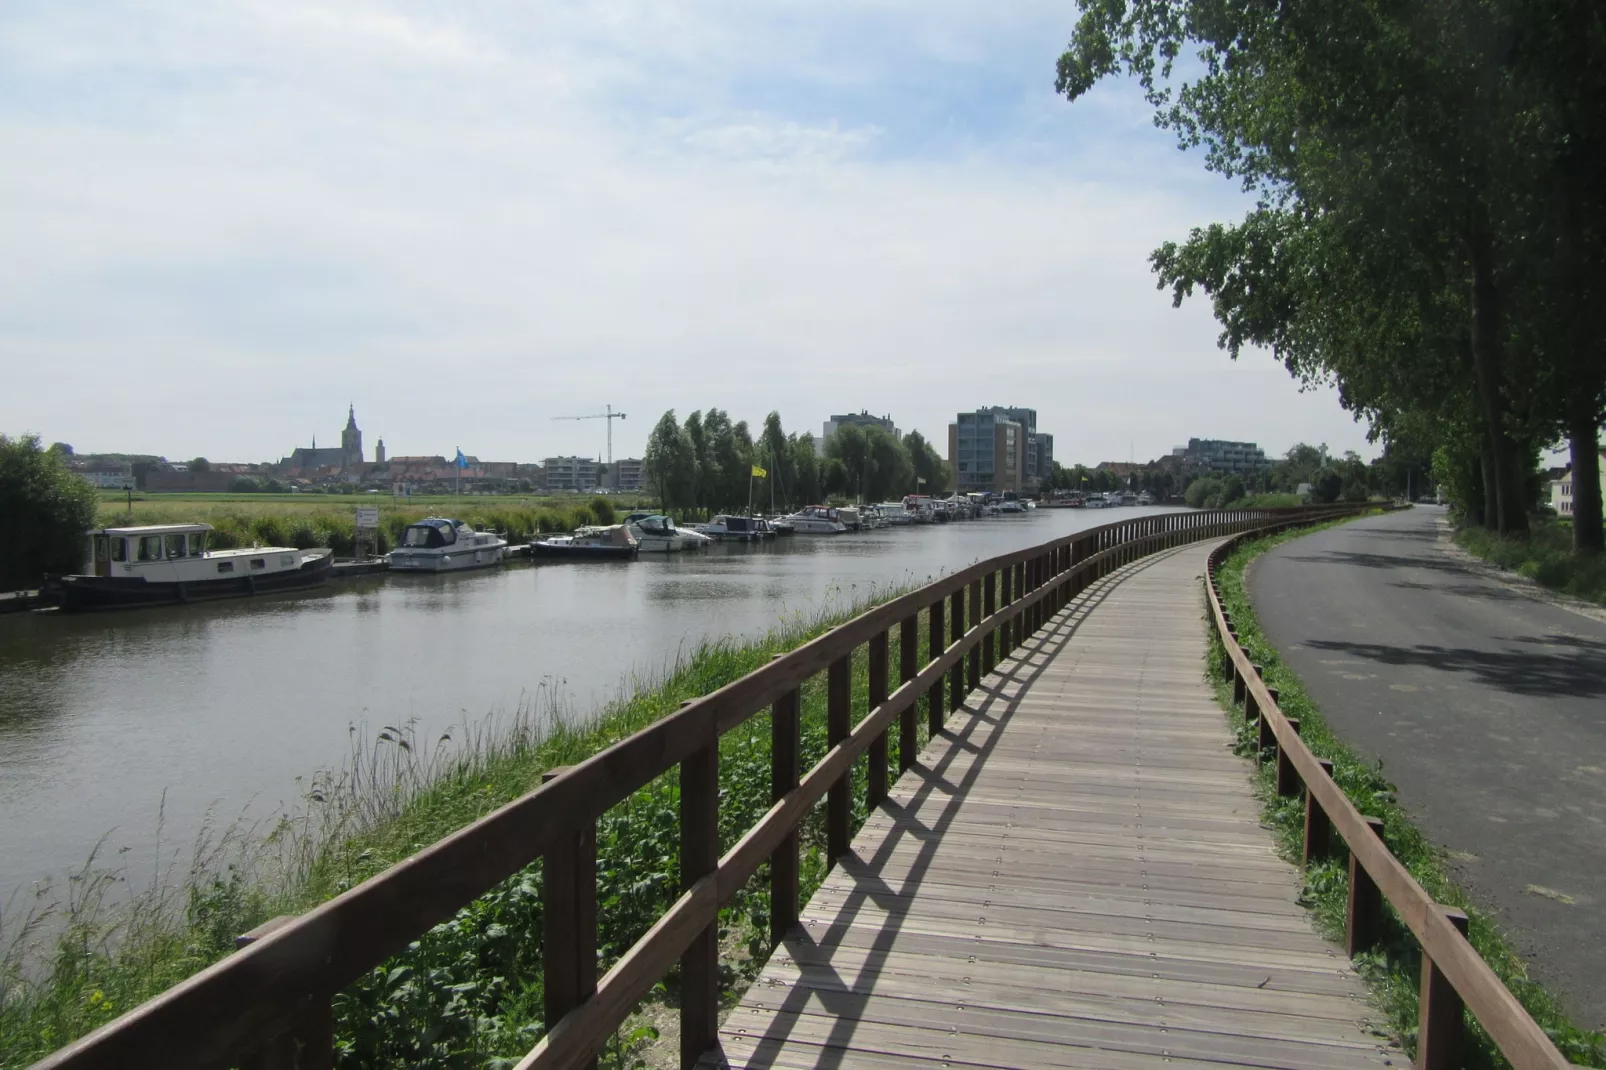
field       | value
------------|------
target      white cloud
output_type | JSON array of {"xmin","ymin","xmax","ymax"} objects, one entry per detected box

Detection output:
[{"xmin": 0, "ymin": 1, "xmax": 1373, "ymax": 464}]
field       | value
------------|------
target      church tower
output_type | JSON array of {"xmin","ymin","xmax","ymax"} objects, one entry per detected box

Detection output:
[
  {"xmin": 342, "ymin": 405, "xmax": 363, "ymax": 468},
  {"xmin": 376, "ymin": 438, "xmax": 387, "ymax": 465}
]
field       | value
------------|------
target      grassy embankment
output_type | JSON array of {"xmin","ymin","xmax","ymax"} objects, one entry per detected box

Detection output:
[
  {"xmin": 1211, "ymin": 522, "xmax": 1605, "ymax": 1068},
  {"xmin": 94, "ymin": 493, "xmax": 656, "ymax": 558},
  {"xmin": 0, "ymin": 586, "xmax": 936, "ymax": 1069},
  {"xmin": 1453, "ymin": 517, "xmax": 1606, "ymax": 606}
]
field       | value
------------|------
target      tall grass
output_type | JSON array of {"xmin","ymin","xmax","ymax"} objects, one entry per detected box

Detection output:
[
  {"xmin": 1212, "ymin": 523, "xmax": 1605, "ymax": 1068},
  {"xmin": 1454, "ymin": 519, "xmax": 1606, "ymax": 605},
  {"xmin": 1, "ymin": 583, "xmax": 932, "ymax": 1068}
]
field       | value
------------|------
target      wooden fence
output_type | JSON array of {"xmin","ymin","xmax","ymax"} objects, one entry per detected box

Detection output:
[
  {"xmin": 1204, "ymin": 522, "xmax": 1576, "ymax": 1070},
  {"xmin": 36, "ymin": 504, "xmax": 1365, "ymax": 1070}
]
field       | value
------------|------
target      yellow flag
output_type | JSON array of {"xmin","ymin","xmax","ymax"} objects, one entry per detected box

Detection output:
[{"xmin": 751, "ymin": 464, "xmax": 768, "ymax": 478}]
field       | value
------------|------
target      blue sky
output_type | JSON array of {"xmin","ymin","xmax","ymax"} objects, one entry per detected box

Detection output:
[{"xmin": 0, "ymin": 1, "xmax": 1376, "ymax": 465}]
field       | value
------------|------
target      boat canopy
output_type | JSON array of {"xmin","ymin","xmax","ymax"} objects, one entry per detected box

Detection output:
[
  {"xmin": 399, "ymin": 517, "xmax": 461, "ymax": 548},
  {"xmin": 92, "ymin": 523, "xmax": 213, "ymax": 537}
]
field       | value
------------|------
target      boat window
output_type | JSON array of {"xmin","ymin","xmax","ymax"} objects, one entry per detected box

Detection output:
[
  {"xmin": 94, "ymin": 536, "xmax": 109, "ymax": 562},
  {"xmin": 111, "ymin": 538, "xmax": 127, "ymax": 562},
  {"xmin": 250, "ymin": 558, "xmax": 266, "ymax": 570},
  {"xmin": 216, "ymin": 561, "xmax": 235, "ymax": 574},
  {"xmin": 165, "ymin": 534, "xmax": 187, "ymax": 559},
  {"xmin": 137, "ymin": 535, "xmax": 163, "ymax": 561},
  {"xmin": 189, "ymin": 532, "xmax": 208, "ymax": 555}
]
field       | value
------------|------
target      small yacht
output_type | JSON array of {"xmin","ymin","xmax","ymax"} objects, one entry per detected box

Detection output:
[
  {"xmin": 623, "ymin": 513, "xmax": 711, "ymax": 553},
  {"xmin": 782, "ymin": 506, "xmax": 848, "ymax": 534},
  {"xmin": 45, "ymin": 523, "xmax": 333, "ymax": 610},
  {"xmin": 876, "ymin": 502, "xmax": 914, "ymax": 526},
  {"xmin": 532, "ymin": 525, "xmax": 639, "ymax": 560},
  {"xmin": 388, "ymin": 518, "xmax": 507, "ymax": 572},
  {"xmin": 1137, "ymin": 491, "xmax": 1156, "ymax": 506},
  {"xmin": 767, "ymin": 516, "xmax": 796, "ymax": 536},
  {"xmin": 696, "ymin": 515, "xmax": 772, "ymax": 541}
]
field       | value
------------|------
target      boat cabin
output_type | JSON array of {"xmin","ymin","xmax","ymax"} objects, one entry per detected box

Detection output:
[{"xmin": 86, "ymin": 524, "xmax": 213, "ymax": 577}]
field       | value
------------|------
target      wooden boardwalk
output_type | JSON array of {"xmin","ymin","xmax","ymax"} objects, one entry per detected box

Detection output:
[{"xmin": 709, "ymin": 542, "xmax": 1397, "ymax": 1069}]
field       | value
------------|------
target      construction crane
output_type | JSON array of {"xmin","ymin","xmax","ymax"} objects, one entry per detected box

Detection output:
[{"xmin": 552, "ymin": 404, "xmax": 627, "ymax": 467}]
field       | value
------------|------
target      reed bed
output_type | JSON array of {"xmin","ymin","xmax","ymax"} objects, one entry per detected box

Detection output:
[{"xmin": 0, "ymin": 583, "xmax": 931, "ymax": 1068}]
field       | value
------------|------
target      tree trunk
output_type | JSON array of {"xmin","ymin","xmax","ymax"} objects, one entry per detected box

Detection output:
[
  {"xmin": 1477, "ymin": 441, "xmax": 1494, "ymax": 529},
  {"xmin": 1569, "ymin": 410, "xmax": 1604, "ymax": 553},
  {"xmin": 1468, "ymin": 231, "xmax": 1529, "ymax": 534}
]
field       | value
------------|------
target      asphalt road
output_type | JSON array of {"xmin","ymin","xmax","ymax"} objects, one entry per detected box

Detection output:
[{"xmin": 1250, "ymin": 506, "xmax": 1606, "ymax": 1031}]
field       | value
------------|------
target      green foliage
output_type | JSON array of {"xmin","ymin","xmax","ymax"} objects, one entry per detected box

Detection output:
[
  {"xmin": 587, "ymin": 496, "xmax": 616, "ymax": 526},
  {"xmin": 1455, "ymin": 520, "xmax": 1606, "ymax": 606},
  {"xmin": 1309, "ymin": 467, "xmax": 1343, "ymax": 503},
  {"xmin": 0, "ymin": 433, "xmax": 101, "ymax": 591},
  {"xmin": 1183, "ymin": 477, "xmax": 1221, "ymax": 509},
  {"xmin": 1213, "ymin": 524, "xmax": 1606, "ymax": 1067}
]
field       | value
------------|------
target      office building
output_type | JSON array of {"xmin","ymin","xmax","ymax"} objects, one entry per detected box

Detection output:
[
  {"xmin": 1174, "ymin": 438, "xmax": 1271, "ymax": 475},
  {"xmin": 544, "ymin": 456, "xmax": 601, "ymax": 491},
  {"xmin": 948, "ymin": 410, "xmax": 1025, "ymax": 494},
  {"xmin": 818, "ymin": 412, "xmax": 900, "ymax": 455}
]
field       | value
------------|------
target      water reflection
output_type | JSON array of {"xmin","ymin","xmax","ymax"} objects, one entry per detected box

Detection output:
[{"xmin": 0, "ymin": 508, "xmax": 1184, "ymax": 895}]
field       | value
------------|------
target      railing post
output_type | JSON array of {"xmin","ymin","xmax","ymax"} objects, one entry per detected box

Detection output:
[
  {"xmin": 770, "ymin": 676, "xmax": 800, "ymax": 947},
  {"xmin": 948, "ymin": 587, "xmax": 964, "ymax": 711},
  {"xmin": 1303, "ymin": 758, "xmax": 1334, "ymax": 867},
  {"xmin": 999, "ymin": 562, "xmax": 1014, "ymax": 660},
  {"xmin": 1418, "ymin": 907, "xmax": 1471, "ymax": 1070},
  {"xmin": 827, "ymin": 654, "xmax": 852, "ymax": 862},
  {"xmin": 679, "ymin": 739, "xmax": 718, "ymax": 1068},
  {"xmin": 867, "ymin": 630, "xmax": 889, "ymax": 809},
  {"xmin": 1275, "ymin": 716, "xmax": 1300, "ymax": 796},
  {"xmin": 1013, "ymin": 561, "xmax": 1026, "ymax": 648},
  {"xmin": 898, "ymin": 613, "xmax": 918, "ymax": 771},
  {"xmin": 1347, "ymin": 816, "xmax": 1387, "ymax": 957},
  {"xmin": 542, "ymin": 767, "xmax": 599, "ymax": 1070},
  {"xmin": 235, "ymin": 921, "xmax": 334, "ymax": 1070},
  {"xmin": 927, "ymin": 597, "xmax": 945, "ymax": 735},
  {"xmin": 982, "ymin": 571, "xmax": 997, "ymax": 675},
  {"xmin": 967, "ymin": 579, "xmax": 982, "ymax": 692},
  {"xmin": 1258, "ymin": 687, "xmax": 1280, "ymax": 751}
]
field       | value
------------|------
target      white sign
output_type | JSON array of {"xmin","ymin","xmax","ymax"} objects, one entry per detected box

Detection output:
[{"xmin": 355, "ymin": 508, "xmax": 380, "ymax": 528}]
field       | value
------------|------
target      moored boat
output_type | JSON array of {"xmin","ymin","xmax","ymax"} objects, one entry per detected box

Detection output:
[
  {"xmin": 624, "ymin": 513, "xmax": 711, "ymax": 552},
  {"xmin": 696, "ymin": 515, "xmax": 772, "ymax": 541},
  {"xmin": 532, "ymin": 525, "xmax": 639, "ymax": 560},
  {"xmin": 44, "ymin": 523, "xmax": 333, "ymax": 611},
  {"xmin": 388, "ymin": 518, "xmax": 507, "ymax": 572},
  {"xmin": 782, "ymin": 506, "xmax": 848, "ymax": 534}
]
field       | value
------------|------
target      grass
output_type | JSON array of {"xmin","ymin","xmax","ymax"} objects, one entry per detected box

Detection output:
[
  {"xmin": 1454, "ymin": 517, "xmax": 1606, "ymax": 606},
  {"xmin": 92, "ymin": 494, "xmax": 644, "ymax": 557},
  {"xmin": 1210, "ymin": 520, "xmax": 1606, "ymax": 1068},
  {"xmin": 0, "ymin": 583, "xmax": 939, "ymax": 1069}
]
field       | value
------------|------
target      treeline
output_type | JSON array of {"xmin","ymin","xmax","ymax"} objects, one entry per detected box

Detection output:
[
  {"xmin": 643, "ymin": 410, "xmax": 950, "ymax": 514},
  {"xmin": 1060, "ymin": 0, "xmax": 1605, "ymax": 551}
]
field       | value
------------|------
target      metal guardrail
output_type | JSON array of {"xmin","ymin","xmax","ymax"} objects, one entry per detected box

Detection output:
[
  {"xmin": 35, "ymin": 504, "xmax": 1367, "ymax": 1070},
  {"xmin": 1204, "ymin": 517, "xmax": 1574, "ymax": 1070}
]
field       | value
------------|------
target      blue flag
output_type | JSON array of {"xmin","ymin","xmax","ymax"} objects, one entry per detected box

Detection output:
[{"xmin": 455, "ymin": 448, "xmax": 469, "ymax": 469}]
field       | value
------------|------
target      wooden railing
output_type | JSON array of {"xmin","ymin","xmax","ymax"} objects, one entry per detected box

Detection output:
[
  {"xmin": 1204, "ymin": 521, "xmax": 1575, "ymax": 1070},
  {"xmin": 35, "ymin": 504, "xmax": 1366, "ymax": 1070}
]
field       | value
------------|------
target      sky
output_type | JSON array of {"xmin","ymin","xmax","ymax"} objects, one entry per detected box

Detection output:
[{"xmin": 0, "ymin": 1, "xmax": 1378, "ymax": 468}]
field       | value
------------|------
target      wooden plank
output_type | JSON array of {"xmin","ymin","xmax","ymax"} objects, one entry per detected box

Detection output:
[{"xmin": 714, "ymin": 542, "xmax": 1398, "ymax": 1070}]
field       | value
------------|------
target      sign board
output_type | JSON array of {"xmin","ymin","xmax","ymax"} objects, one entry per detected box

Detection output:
[{"xmin": 355, "ymin": 508, "xmax": 380, "ymax": 529}]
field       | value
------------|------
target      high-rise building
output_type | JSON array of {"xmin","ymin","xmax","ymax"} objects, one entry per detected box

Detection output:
[
  {"xmin": 955, "ymin": 406, "xmax": 1054, "ymax": 491},
  {"xmin": 818, "ymin": 412, "xmax": 900, "ymax": 455},
  {"xmin": 1176, "ymin": 438, "xmax": 1271, "ymax": 475},
  {"xmin": 948, "ymin": 410, "xmax": 1025, "ymax": 494}
]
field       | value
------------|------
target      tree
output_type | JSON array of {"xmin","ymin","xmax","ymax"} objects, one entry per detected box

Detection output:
[
  {"xmin": 758, "ymin": 412, "xmax": 794, "ymax": 511},
  {"xmin": 189, "ymin": 457, "xmax": 211, "ymax": 473},
  {"xmin": 821, "ymin": 458, "xmax": 849, "ymax": 499},
  {"xmin": 643, "ymin": 411, "xmax": 697, "ymax": 514},
  {"xmin": 1310, "ymin": 468, "xmax": 1344, "ymax": 504},
  {"xmin": 825, "ymin": 425, "xmax": 872, "ymax": 502},
  {"xmin": 1221, "ymin": 475, "xmax": 1245, "ymax": 506},
  {"xmin": 790, "ymin": 434, "xmax": 821, "ymax": 506},
  {"xmin": 49, "ymin": 442, "xmax": 73, "ymax": 458},
  {"xmin": 904, "ymin": 430, "xmax": 951, "ymax": 496},
  {"xmin": 1, "ymin": 433, "xmax": 100, "ymax": 591}
]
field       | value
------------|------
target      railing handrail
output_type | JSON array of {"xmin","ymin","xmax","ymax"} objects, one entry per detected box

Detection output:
[
  {"xmin": 34, "ymin": 504, "xmax": 1368, "ymax": 1070},
  {"xmin": 1203, "ymin": 520, "xmax": 1570, "ymax": 1070}
]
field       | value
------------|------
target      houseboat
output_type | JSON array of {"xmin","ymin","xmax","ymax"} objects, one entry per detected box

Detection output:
[
  {"xmin": 388, "ymin": 518, "xmax": 507, "ymax": 572},
  {"xmin": 532, "ymin": 525, "xmax": 639, "ymax": 560},
  {"xmin": 44, "ymin": 523, "xmax": 333, "ymax": 611}
]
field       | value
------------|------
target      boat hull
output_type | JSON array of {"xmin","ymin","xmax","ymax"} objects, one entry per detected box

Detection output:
[
  {"xmin": 47, "ymin": 551, "xmax": 334, "ymax": 611},
  {"xmin": 531, "ymin": 543, "xmax": 638, "ymax": 560},
  {"xmin": 387, "ymin": 545, "xmax": 506, "ymax": 572}
]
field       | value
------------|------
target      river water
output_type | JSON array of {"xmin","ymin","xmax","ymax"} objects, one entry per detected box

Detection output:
[{"xmin": 0, "ymin": 507, "xmax": 1183, "ymax": 899}]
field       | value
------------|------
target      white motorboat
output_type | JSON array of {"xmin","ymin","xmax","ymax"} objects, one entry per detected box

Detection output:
[
  {"xmin": 696, "ymin": 515, "xmax": 772, "ymax": 541},
  {"xmin": 876, "ymin": 502, "xmax": 914, "ymax": 525},
  {"xmin": 1137, "ymin": 491, "xmax": 1156, "ymax": 506},
  {"xmin": 532, "ymin": 525, "xmax": 639, "ymax": 560},
  {"xmin": 783, "ymin": 506, "xmax": 848, "ymax": 534},
  {"xmin": 44, "ymin": 523, "xmax": 333, "ymax": 611},
  {"xmin": 388, "ymin": 517, "xmax": 507, "ymax": 572},
  {"xmin": 623, "ymin": 513, "xmax": 711, "ymax": 552}
]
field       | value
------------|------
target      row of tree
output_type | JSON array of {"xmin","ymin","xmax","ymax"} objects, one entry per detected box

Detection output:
[
  {"xmin": 643, "ymin": 410, "xmax": 952, "ymax": 515},
  {"xmin": 1059, "ymin": 0, "xmax": 1605, "ymax": 550}
]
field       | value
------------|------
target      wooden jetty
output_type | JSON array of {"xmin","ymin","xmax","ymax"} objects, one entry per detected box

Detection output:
[{"xmin": 709, "ymin": 542, "xmax": 1396, "ymax": 1069}]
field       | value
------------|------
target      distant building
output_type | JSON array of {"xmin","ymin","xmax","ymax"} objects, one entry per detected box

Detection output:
[
  {"xmin": 77, "ymin": 462, "xmax": 134, "ymax": 489},
  {"xmin": 545, "ymin": 456, "xmax": 601, "ymax": 492},
  {"xmin": 1552, "ymin": 451, "xmax": 1606, "ymax": 517},
  {"xmin": 280, "ymin": 406, "xmax": 367, "ymax": 474},
  {"xmin": 607, "ymin": 458, "xmax": 645, "ymax": 492},
  {"xmin": 375, "ymin": 438, "xmax": 386, "ymax": 465},
  {"xmin": 948, "ymin": 410, "xmax": 1025, "ymax": 494},
  {"xmin": 950, "ymin": 406, "xmax": 1054, "ymax": 492},
  {"xmin": 818, "ymin": 412, "xmax": 900, "ymax": 456},
  {"xmin": 1176, "ymin": 438, "xmax": 1270, "ymax": 475}
]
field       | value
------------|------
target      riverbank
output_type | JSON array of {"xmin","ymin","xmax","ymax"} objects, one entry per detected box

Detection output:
[
  {"xmin": 0, "ymin": 585, "xmax": 930, "ymax": 1068},
  {"xmin": 1211, "ymin": 521, "xmax": 1606, "ymax": 1068},
  {"xmin": 1453, "ymin": 517, "xmax": 1606, "ymax": 606}
]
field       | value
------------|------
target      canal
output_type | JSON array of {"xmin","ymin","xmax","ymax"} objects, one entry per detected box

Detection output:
[{"xmin": 0, "ymin": 507, "xmax": 1183, "ymax": 900}]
